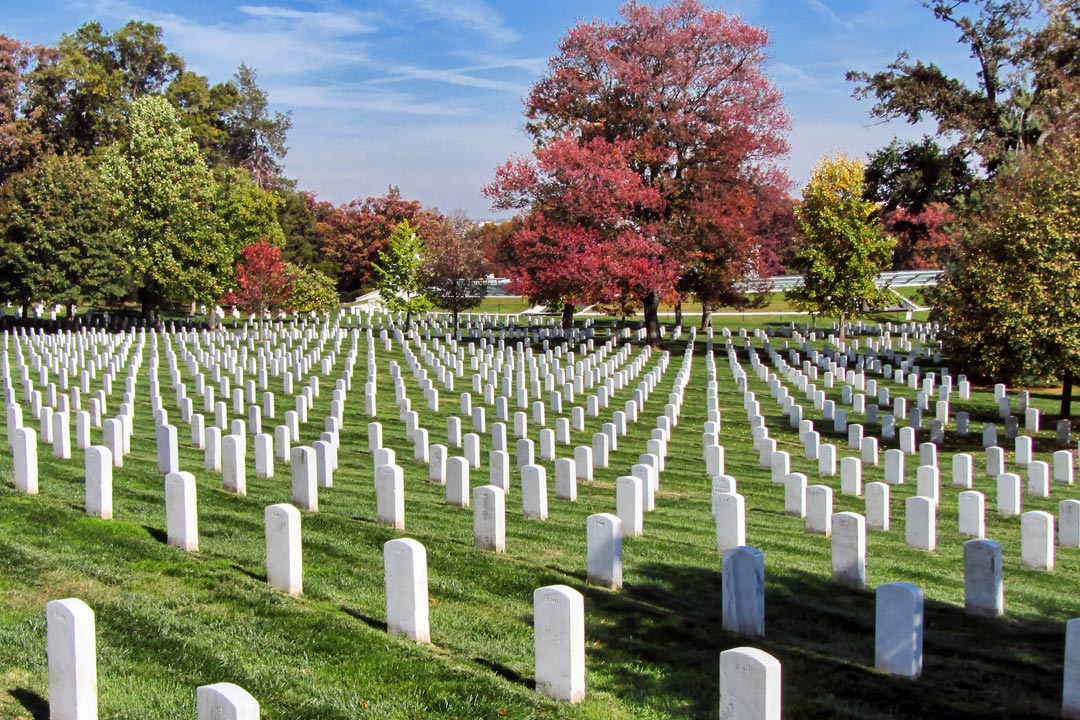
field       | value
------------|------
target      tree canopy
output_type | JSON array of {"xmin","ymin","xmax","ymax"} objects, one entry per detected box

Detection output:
[
  {"xmin": 786, "ymin": 155, "xmax": 896, "ymax": 338},
  {"xmin": 933, "ymin": 137, "xmax": 1080, "ymax": 414},
  {"xmin": 485, "ymin": 0, "xmax": 790, "ymax": 340}
]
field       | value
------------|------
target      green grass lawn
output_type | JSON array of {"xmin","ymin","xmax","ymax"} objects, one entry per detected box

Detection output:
[{"xmin": 0, "ymin": 314, "xmax": 1076, "ymax": 718}]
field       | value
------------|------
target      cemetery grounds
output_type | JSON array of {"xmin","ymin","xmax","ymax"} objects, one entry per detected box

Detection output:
[{"xmin": 0, "ymin": 310, "xmax": 1076, "ymax": 719}]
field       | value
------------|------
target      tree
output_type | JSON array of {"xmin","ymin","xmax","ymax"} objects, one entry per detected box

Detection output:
[
  {"xmin": 0, "ymin": 153, "xmax": 124, "ymax": 312},
  {"xmin": 287, "ymin": 264, "xmax": 339, "ymax": 315},
  {"xmin": 99, "ymin": 95, "xmax": 229, "ymax": 322},
  {"xmin": 422, "ymin": 214, "xmax": 489, "ymax": 331},
  {"xmin": 321, "ymin": 191, "xmax": 447, "ymax": 295},
  {"xmin": 222, "ymin": 64, "xmax": 291, "ymax": 189},
  {"xmin": 785, "ymin": 155, "xmax": 896, "ymax": 339},
  {"xmin": 220, "ymin": 240, "xmax": 296, "ymax": 335},
  {"xmin": 0, "ymin": 36, "xmax": 57, "ymax": 187},
  {"xmin": 373, "ymin": 220, "xmax": 430, "ymax": 332},
  {"xmin": 485, "ymin": 0, "xmax": 790, "ymax": 342},
  {"xmin": 215, "ymin": 166, "xmax": 285, "ymax": 251},
  {"xmin": 25, "ymin": 21, "xmax": 184, "ymax": 156},
  {"xmin": 932, "ymin": 137, "xmax": 1080, "ymax": 417}
]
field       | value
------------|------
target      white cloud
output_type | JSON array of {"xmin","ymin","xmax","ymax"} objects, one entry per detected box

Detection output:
[
  {"xmin": 371, "ymin": 64, "xmax": 527, "ymax": 93},
  {"xmin": 271, "ymin": 84, "xmax": 471, "ymax": 116},
  {"xmin": 406, "ymin": 0, "xmax": 520, "ymax": 45},
  {"xmin": 237, "ymin": 4, "xmax": 379, "ymax": 34}
]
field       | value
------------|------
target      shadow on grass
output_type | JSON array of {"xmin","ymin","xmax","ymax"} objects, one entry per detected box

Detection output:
[
  {"xmin": 9, "ymin": 687, "xmax": 47, "ymax": 720},
  {"xmin": 580, "ymin": 562, "xmax": 1063, "ymax": 719},
  {"xmin": 472, "ymin": 657, "xmax": 535, "ymax": 690},
  {"xmin": 142, "ymin": 525, "xmax": 168, "ymax": 545},
  {"xmin": 341, "ymin": 606, "xmax": 387, "ymax": 632},
  {"xmin": 233, "ymin": 564, "xmax": 266, "ymax": 583}
]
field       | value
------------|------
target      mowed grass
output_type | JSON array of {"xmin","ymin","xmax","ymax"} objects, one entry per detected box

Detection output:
[{"xmin": 0, "ymin": 316, "xmax": 1076, "ymax": 719}]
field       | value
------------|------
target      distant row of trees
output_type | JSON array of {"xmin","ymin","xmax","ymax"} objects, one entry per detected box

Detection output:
[{"xmin": 0, "ymin": 20, "xmax": 508, "ymax": 325}]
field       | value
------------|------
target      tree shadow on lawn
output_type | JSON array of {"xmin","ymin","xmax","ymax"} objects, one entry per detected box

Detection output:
[{"xmin": 581, "ymin": 562, "xmax": 1063, "ymax": 719}]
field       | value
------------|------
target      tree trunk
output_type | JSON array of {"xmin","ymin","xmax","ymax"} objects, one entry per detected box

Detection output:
[
  {"xmin": 839, "ymin": 312, "xmax": 847, "ymax": 341},
  {"xmin": 700, "ymin": 302, "xmax": 712, "ymax": 330},
  {"xmin": 208, "ymin": 306, "xmax": 219, "ymax": 331},
  {"xmin": 453, "ymin": 308, "xmax": 459, "ymax": 333},
  {"xmin": 674, "ymin": 301, "xmax": 683, "ymax": 330},
  {"xmin": 1062, "ymin": 371, "xmax": 1074, "ymax": 419},
  {"xmin": 140, "ymin": 287, "xmax": 152, "ymax": 321},
  {"xmin": 643, "ymin": 292, "xmax": 662, "ymax": 345},
  {"xmin": 561, "ymin": 301, "xmax": 575, "ymax": 334}
]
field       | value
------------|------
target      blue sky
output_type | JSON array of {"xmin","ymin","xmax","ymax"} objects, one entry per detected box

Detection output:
[{"xmin": 3, "ymin": 0, "xmax": 979, "ymax": 218}]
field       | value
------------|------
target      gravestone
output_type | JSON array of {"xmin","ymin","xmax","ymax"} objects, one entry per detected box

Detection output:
[
  {"xmin": 47, "ymin": 597, "xmax": 98, "ymax": 720},
  {"xmin": 196, "ymin": 683, "xmax": 260, "ymax": 720},
  {"xmin": 875, "ymin": 582, "xmax": 924, "ymax": 678},
  {"xmin": 376, "ymin": 464, "xmax": 405, "ymax": 529},
  {"xmin": 722, "ymin": 546, "xmax": 765, "ymax": 638},
  {"xmin": 586, "ymin": 513, "xmax": 622, "ymax": 589},
  {"xmin": 265, "ymin": 503, "xmax": 302, "ymax": 595},
  {"xmin": 831, "ymin": 512, "xmax": 866, "ymax": 589},
  {"xmin": 165, "ymin": 471, "xmax": 198, "ymax": 552},
  {"xmin": 384, "ymin": 538, "xmax": 430, "ymax": 643},
  {"xmin": 533, "ymin": 585, "xmax": 586, "ymax": 703},
  {"xmin": 474, "ymin": 485, "xmax": 506, "ymax": 552},
  {"xmin": 718, "ymin": 647, "xmax": 781, "ymax": 720},
  {"xmin": 866, "ymin": 482, "xmax": 890, "ymax": 531},
  {"xmin": 1021, "ymin": 511, "xmax": 1054, "ymax": 570},
  {"xmin": 964, "ymin": 539, "xmax": 1004, "ymax": 617}
]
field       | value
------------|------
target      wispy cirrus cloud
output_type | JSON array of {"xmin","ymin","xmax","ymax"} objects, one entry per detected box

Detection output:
[
  {"xmin": 406, "ymin": 0, "xmax": 520, "ymax": 45},
  {"xmin": 370, "ymin": 63, "xmax": 527, "ymax": 93},
  {"xmin": 270, "ymin": 83, "xmax": 471, "ymax": 116},
  {"xmin": 803, "ymin": 0, "xmax": 855, "ymax": 31}
]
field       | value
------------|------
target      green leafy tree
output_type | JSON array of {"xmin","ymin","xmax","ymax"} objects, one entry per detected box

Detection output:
[
  {"xmin": 421, "ymin": 213, "xmax": 489, "ymax": 331},
  {"xmin": 373, "ymin": 220, "xmax": 430, "ymax": 331},
  {"xmin": 216, "ymin": 166, "xmax": 285, "ymax": 251},
  {"xmin": 287, "ymin": 264, "xmax": 339, "ymax": 315},
  {"xmin": 0, "ymin": 153, "xmax": 123, "ymax": 312},
  {"xmin": 786, "ymin": 155, "xmax": 896, "ymax": 339},
  {"xmin": 99, "ymin": 95, "xmax": 229, "ymax": 323},
  {"xmin": 25, "ymin": 21, "xmax": 184, "ymax": 156},
  {"xmin": 933, "ymin": 137, "xmax": 1080, "ymax": 417},
  {"xmin": 222, "ymin": 64, "xmax": 291, "ymax": 189}
]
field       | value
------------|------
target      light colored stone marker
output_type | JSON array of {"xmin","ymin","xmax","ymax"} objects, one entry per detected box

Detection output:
[
  {"xmin": 555, "ymin": 457, "xmax": 577, "ymax": 501},
  {"xmin": 446, "ymin": 456, "xmax": 471, "ymax": 508},
  {"xmin": 616, "ymin": 476, "xmax": 643, "ymax": 537},
  {"xmin": 489, "ymin": 450, "xmax": 510, "ymax": 493},
  {"xmin": 722, "ymin": 546, "xmax": 765, "ymax": 638},
  {"xmin": 586, "ymin": 512, "xmax": 622, "ymax": 589},
  {"xmin": 47, "ymin": 597, "xmax": 98, "ymax": 720},
  {"xmin": 254, "ymin": 433, "xmax": 273, "ymax": 478},
  {"xmin": 534, "ymin": 585, "xmax": 585, "ymax": 703},
  {"xmin": 376, "ymin": 464, "xmax": 405, "ymax": 529},
  {"xmin": 840, "ymin": 457, "xmax": 862, "ymax": 496},
  {"xmin": 1021, "ymin": 510, "xmax": 1054, "ymax": 570},
  {"xmin": 997, "ymin": 473, "xmax": 1022, "ymax": 516},
  {"xmin": 474, "ymin": 485, "xmax": 506, "ymax": 552},
  {"xmin": 84, "ymin": 446, "xmax": 113, "ymax": 520},
  {"xmin": 831, "ymin": 512, "xmax": 866, "ymax": 590},
  {"xmin": 718, "ymin": 646, "xmax": 781, "ymax": 720},
  {"xmin": 290, "ymin": 447, "xmax": 318, "ymax": 512},
  {"xmin": 156, "ymin": 423, "xmax": 179, "ymax": 475},
  {"xmin": 384, "ymin": 538, "xmax": 430, "ymax": 643},
  {"xmin": 806, "ymin": 485, "xmax": 833, "ymax": 536},
  {"xmin": 429, "ymin": 443, "xmax": 447, "ymax": 485},
  {"xmin": 165, "ymin": 471, "xmax": 198, "ymax": 552},
  {"xmin": 714, "ymin": 492, "xmax": 746, "ymax": 552},
  {"xmin": 875, "ymin": 582, "xmax": 924, "ymax": 678},
  {"xmin": 783, "ymin": 473, "xmax": 806, "ymax": 518},
  {"xmin": 1061, "ymin": 499, "xmax": 1080, "ymax": 548},
  {"xmin": 13, "ymin": 426, "xmax": 38, "ymax": 493},
  {"xmin": 265, "ymin": 503, "xmax": 302, "ymax": 595},
  {"xmin": 905, "ymin": 496, "xmax": 936, "ymax": 551},
  {"xmin": 521, "ymin": 464, "xmax": 548, "ymax": 520},
  {"xmin": 1064, "ymin": 618, "xmax": 1080, "ymax": 719},
  {"xmin": 964, "ymin": 538, "xmax": 1003, "ymax": 616},
  {"xmin": 223, "ymin": 434, "xmax": 246, "ymax": 495},
  {"xmin": 196, "ymin": 683, "xmax": 260, "ymax": 720},
  {"xmin": 958, "ymin": 490, "xmax": 985, "ymax": 538}
]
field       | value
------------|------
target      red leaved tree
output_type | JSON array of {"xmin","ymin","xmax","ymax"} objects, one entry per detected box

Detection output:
[
  {"xmin": 485, "ymin": 0, "xmax": 790, "ymax": 341},
  {"xmin": 320, "ymin": 190, "xmax": 448, "ymax": 296},
  {"xmin": 220, "ymin": 239, "xmax": 296, "ymax": 334}
]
